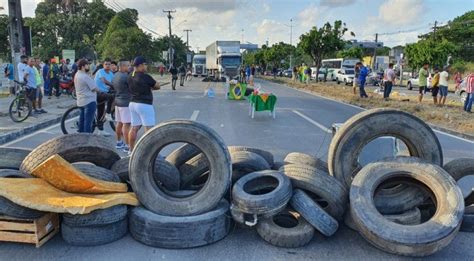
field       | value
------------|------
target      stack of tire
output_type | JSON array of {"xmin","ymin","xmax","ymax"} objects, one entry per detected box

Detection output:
[
  {"xmin": 17, "ymin": 134, "xmax": 129, "ymax": 246},
  {"xmin": 328, "ymin": 108, "xmax": 466, "ymax": 257},
  {"xmin": 127, "ymin": 120, "xmax": 233, "ymax": 249}
]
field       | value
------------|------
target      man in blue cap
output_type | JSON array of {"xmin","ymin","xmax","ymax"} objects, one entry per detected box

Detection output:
[{"xmin": 128, "ymin": 56, "xmax": 161, "ymax": 154}]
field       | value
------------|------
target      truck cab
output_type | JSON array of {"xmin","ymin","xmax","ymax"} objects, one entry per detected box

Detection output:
[{"xmin": 192, "ymin": 55, "xmax": 206, "ymax": 77}]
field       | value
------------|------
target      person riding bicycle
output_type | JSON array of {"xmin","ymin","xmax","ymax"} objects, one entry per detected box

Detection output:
[
  {"xmin": 23, "ymin": 58, "xmax": 40, "ymax": 114},
  {"xmin": 94, "ymin": 58, "xmax": 115, "ymax": 136},
  {"xmin": 74, "ymin": 59, "xmax": 99, "ymax": 133}
]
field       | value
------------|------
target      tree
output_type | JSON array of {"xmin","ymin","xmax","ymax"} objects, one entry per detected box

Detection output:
[
  {"xmin": 405, "ymin": 39, "xmax": 458, "ymax": 70},
  {"xmin": 337, "ymin": 47, "xmax": 363, "ymax": 60},
  {"xmin": 298, "ymin": 21, "xmax": 349, "ymax": 82},
  {"xmin": 0, "ymin": 15, "xmax": 10, "ymax": 61},
  {"xmin": 263, "ymin": 42, "xmax": 295, "ymax": 69}
]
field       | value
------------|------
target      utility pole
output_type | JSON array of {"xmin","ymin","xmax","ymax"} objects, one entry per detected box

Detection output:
[
  {"xmin": 372, "ymin": 33, "xmax": 378, "ymax": 71},
  {"xmin": 8, "ymin": 0, "xmax": 25, "ymax": 81},
  {"xmin": 163, "ymin": 10, "xmax": 176, "ymax": 66},
  {"xmin": 183, "ymin": 29, "xmax": 192, "ymax": 50},
  {"xmin": 433, "ymin": 20, "xmax": 438, "ymax": 40},
  {"xmin": 289, "ymin": 18, "xmax": 293, "ymax": 69},
  {"xmin": 241, "ymin": 29, "xmax": 244, "ymax": 43}
]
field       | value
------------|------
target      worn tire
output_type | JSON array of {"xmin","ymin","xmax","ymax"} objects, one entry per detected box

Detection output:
[
  {"xmin": 111, "ymin": 157, "xmax": 130, "ymax": 182},
  {"xmin": 272, "ymin": 161, "xmax": 286, "ymax": 170},
  {"xmin": 384, "ymin": 207, "xmax": 421, "ymax": 225},
  {"xmin": 129, "ymin": 120, "xmax": 231, "ymax": 216},
  {"xmin": 20, "ymin": 134, "xmax": 120, "ymax": 175},
  {"xmin": 178, "ymin": 153, "xmax": 210, "ymax": 188},
  {"xmin": 461, "ymin": 213, "xmax": 474, "ymax": 232},
  {"xmin": 328, "ymin": 109, "xmax": 443, "ymax": 188},
  {"xmin": 280, "ymin": 164, "xmax": 348, "ymax": 220},
  {"xmin": 166, "ymin": 144, "xmax": 201, "ymax": 168},
  {"xmin": 256, "ymin": 208, "xmax": 314, "ymax": 248},
  {"xmin": 290, "ymin": 189, "xmax": 338, "ymax": 236},
  {"xmin": 374, "ymin": 182, "xmax": 427, "ymax": 214},
  {"xmin": 232, "ymin": 170, "xmax": 292, "ymax": 217},
  {"xmin": 231, "ymin": 151, "xmax": 270, "ymax": 181},
  {"xmin": 61, "ymin": 218, "xmax": 128, "ymax": 246},
  {"xmin": 72, "ymin": 163, "xmax": 121, "ymax": 182},
  {"xmin": 0, "ymin": 170, "xmax": 45, "ymax": 219},
  {"xmin": 228, "ymin": 146, "xmax": 274, "ymax": 166},
  {"xmin": 0, "ymin": 147, "xmax": 31, "ymax": 170},
  {"xmin": 444, "ymin": 158, "xmax": 474, "ymax": 199},
  {"xmin": 129, "ymin": 200, "xmax": 230, "ymax": 248},
  {"xmin": 284, "ymin": 152, "xmax": 329, "ymax": 174},
  {"xmin": 350, "ymin": 159, "xmax": 464, "ymax": 257}
]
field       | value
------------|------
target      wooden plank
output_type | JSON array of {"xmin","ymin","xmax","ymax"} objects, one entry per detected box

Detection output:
[
  {"xmin": 0, "ymin": 231, "xmax": 36, "ymax": 244},
  {"xmin": 36, "ymin": 214, "xmax": 59, "ymax": 238},
  {"xmin": 0, "ymin": 220, "xmax": 35, "ymax": 232},
  {"xmin": 36, "ymin": 227, "xmax": 59, "ymax": 248},
  {"xmin": 0, "ymin": 215, "xmax": 34, "ymax": 222}
]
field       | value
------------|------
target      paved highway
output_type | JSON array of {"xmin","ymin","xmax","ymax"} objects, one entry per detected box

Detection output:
[{"xmin": 1, "ymin": 77, "xmax": 473, "ymax": 260}]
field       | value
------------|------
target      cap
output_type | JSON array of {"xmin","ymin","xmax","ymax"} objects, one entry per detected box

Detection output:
[{"xmin": 133, "ymin": 56, "xmax": 147, "ymax": 67}]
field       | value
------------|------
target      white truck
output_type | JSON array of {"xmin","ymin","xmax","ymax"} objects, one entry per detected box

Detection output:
[
  {"xmin": 206, "ymin": 41, "xmax": 241, "ymax": 80},
  {"xmin": 192, "ymin": 54, "xmax": 207, "ymax": 77}
]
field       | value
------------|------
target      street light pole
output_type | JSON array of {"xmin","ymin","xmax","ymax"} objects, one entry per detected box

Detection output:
[
  {"xmin": 163, "ymin": 9, "xmax": 176, "ymax": 66},
  {"xmin": 8, "ymin": 0, "xmax": 25, "ymax": 81},
  {"xmin": 290, "ymin": 18, "xmax": 293, "ymax": 69}
]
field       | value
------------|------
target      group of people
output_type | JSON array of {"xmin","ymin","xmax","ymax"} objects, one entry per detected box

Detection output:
[
  {"xmin": 168, "ymin": 63, "xmax": 188, "ymax": 90},
  {"xmin": 240, "ymin": 64, "xmax": 256, "ymax": 85},
  {"xmin": 74, "ymin": 56, "xmax": 160, "ymax": 155},
  {"xmin": 292, "ymin": 64, "xmax": 312, "ymax": 84}
]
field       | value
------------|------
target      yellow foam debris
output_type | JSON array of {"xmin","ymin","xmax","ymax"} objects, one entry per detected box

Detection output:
[
  {"xmin": 0, "ymin": 178, "xmax": 139, "ymax": 214},
  {"xmin": 31, "ymin": 154, "xmax": 127, "ymax": 194}
]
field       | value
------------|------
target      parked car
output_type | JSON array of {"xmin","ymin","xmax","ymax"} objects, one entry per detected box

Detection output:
[
  {"xmin": 283, "ymin": 70, "xmax": 292, "ymax": 78},
  {"xmin": 336, "ymin": 68, "xmax": 355, "ymax": 85},
  {"xmin": 407, "ymin": 75, "xmax": 432, "ymax": 91}
]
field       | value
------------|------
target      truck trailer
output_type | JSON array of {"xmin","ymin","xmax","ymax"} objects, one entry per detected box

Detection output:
[{"xmin": 206, "ymin": 41, "xmax": 241, "ymax": 80}]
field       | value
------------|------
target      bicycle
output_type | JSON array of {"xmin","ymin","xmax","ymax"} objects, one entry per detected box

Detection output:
[
  {"xmin": 60, "ymin": 99, "xmax": 116, "ymax": 134},
  {"xmin": 9, "ymin": 80, "xmax": 33, "ymax": 122}
]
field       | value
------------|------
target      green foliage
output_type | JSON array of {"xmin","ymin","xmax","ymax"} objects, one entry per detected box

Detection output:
[
  {"xmin": 263, "ymin": 42, "xmax": 295, "ymax": 68},
  {"xmin": 405, "ymin": 38, "xmax": 458, "ymax": 70},
  {"xmin": 337, "ymin": 47, "xmax": 363, "ymax": 59},
  {"xmin": 0, "ymin": 15, "xmax": 10, "ymax": 61}
]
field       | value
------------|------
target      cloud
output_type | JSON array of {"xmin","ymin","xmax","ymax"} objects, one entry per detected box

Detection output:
[
  {"xmin": 378, "ymin": 0, "xmax": 425, "ymax": 26},
  {"xmin": 297, "ymin": 4, "xmax": 322, "ymax": 28},
  {"xmin": 255, "ymin": 19, "xmax": 290, "ymax": 45},
  {"xmin": 320, "ymin": 0, "xmax": 356, "ymax": 7}
]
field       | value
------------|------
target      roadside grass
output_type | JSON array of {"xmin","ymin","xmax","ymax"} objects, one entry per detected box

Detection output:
[{"xmin": 261, "ymin": 76, "xmax": 474, "ymax": 136}]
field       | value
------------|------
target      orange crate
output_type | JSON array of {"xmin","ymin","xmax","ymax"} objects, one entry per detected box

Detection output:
[{"xmin": 0, "ymin": 213, "xmax": 59, "ymax": 247}]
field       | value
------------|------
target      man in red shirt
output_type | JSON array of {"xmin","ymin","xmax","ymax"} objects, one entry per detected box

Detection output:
[{"xmin": 464, "ymin": 73, "xmax": 474, "ymax": 113}]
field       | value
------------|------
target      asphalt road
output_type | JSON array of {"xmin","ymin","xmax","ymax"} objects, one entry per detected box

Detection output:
[{"xmin": 1, "ymin": 76, "xmax": 473, "ymax": 260}]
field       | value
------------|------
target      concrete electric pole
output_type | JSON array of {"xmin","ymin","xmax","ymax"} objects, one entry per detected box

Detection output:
[
  {"xmin": 372, "ymin": 33, "xmax": 378, "ymax": 70},
  {"xmin": 8, "ymin": 0, "xmax": 25, "ymax": 81},
  {"xmin": 163, "ymin": 10, "xmax": 176, "ymax": 66},
  {"xmin": 290, "ymin": 18, "xmax": 293, "ymax": 69},
  {"xmin": 183, "ymin": 29, "xmax": 192, "ymax": 50}
]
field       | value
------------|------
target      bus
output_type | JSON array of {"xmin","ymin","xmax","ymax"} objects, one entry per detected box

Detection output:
[{"xmin": 321, "ymin": 58, "xmax": 359, "ymax": 80}]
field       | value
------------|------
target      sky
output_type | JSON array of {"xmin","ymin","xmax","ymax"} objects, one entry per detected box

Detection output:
[{"xmin": 1, "ymin": 0, "xmax": 472, "ymax": 51}]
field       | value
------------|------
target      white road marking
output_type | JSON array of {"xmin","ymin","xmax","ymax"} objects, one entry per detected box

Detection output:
[
  {"xmin": 265, "ymin": 79, "xmax": 474, "ymax": 144},
  {"xmin": 292, "ymin": 110, "xmax": 332, "ymax": 133},
  {"xmin": 2, "ymin": 117, "xmax": 76, "ymax": 147},
  {"xmin": 190, "ymin": 110, "xmax": 200, "ymax": 121}
]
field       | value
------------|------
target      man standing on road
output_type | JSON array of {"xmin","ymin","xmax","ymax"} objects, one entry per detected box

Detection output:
[
  {"xmin": 113, "ymin": 60, "xmax": 132, "ymax": 153},
  {"xmin": 50, "ymin": 59, "xmax": 61, "ymax": 98},
  {"xmin": 74, "ymin": 59, "xmax": 99, "ymax": 133},
  {"xmin": 292, "ymin": 66, "xmax": 298, "ymax": 82},
  {"xmin": 463, "ymin": 72, "xmax": 474, "ymax": 113},
  {"xmin": 418, "ymin": 62, "xmax": 429, "ymax": 103},
  {"xmin": 250, "ymin": 64, "xmax": 256, "ymax": 85},
  {"xmin": 383, "ymin": 63, "xmax": 396, "ymax": 100},
  {"xmin": 94, "ymin": 58, "xmax": 115, "ymax": 136},
  {"xmin": 438, "ymin": 66, "xmax": 449, "ymax": 106},
  {"xmin": 4, "ymin": 62, "xmax": 15, "ymax": 96},
  {"xmin": 128, "ymin": 56, "xmax": 160, "ymax": 153},
  {"xmin": 34, "ymin": 58, "xmax": 47, "ymax": 113},
  {"xmin": 353, "ymin": 64, "xmax": 360, "ymax": 95},
  {"xmin": 169, "ymin": 64, "xmax": 178, "ymax": 90},
  {"xmin": 42, "ymin": 60, "xmax": 51, "ymax": 97},
  {"xmin": 179, "ymin": 63, "xmax": 186, "ymax": 87},
  {"xmin": 17, "ymin": 55, "xmax": 28, "ymax": 83},
  {"xmin": 431, "ymin": 67, "xmax": 440, "ymax": 105},
  {"xmin": 357, "ymin": 62, "xmax": 369, "ymax": 98},
  {"xmin": 23, "ymin": 58, "xmax": 39, "ymax": 114}
]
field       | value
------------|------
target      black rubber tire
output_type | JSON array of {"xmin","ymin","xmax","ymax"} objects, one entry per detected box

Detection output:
[
  {"xmin": 0, "ymin": 170, "xmax": 45, "ymax": 219},
  {"xmin": 444, "ymin": 158, "xmax": 474, "ymax": 199},
  {"xmin": 228, "ymin": 146, "xmax": 274, "ymax": 166},
  {"xmin": 256, "ymin": 208, "xmax": 315, "ymax": 248},
  {"xmin": 384, "ymin": 207, "xmax": 421, "ymax": 225},
  {"xmin": 111, "ymin": 157, "xmax": 130, "ymax": 182},
  {"xmin": 284, "ymin": 152, "xmax": 329, "ymax": 174},
  {"xmin": 374, "ymin": 181, "xmax": 427, "ymax": 215},
  {"xmin": 166, "ymin": 144, "xmax": 201, "ymax": 168},
  {"xmin": 461, "ymin": 214, "xmax": 474, "ymax": 232},
  {"xmin": 129, "ymin": 200, "xmax": 231, "ymax": 248},
  {"xmin": 350, "ymin": 159, "xmax": 464, "ymax": 257},
  {"xmin": 20, "ymin": 133, "xmax": 120, "ymax": 175},
  {"xmin": 61, "ymin": 218, "xmax": 128, "ymax": 246},
  {"xmin": 290, "ymin": 189, "xmax": 339, "ymax": 236},
  {"xmin": 63, "ymin": 205, "xmax": 128, "ymax": 227},
  {"xmin": 72, "ymin": 163, "xmax": 121, "ymax": 182},
  {"xmin": 232, "ymin": 170, "xmax": 292, "ymax": 217},
  {"xmin": 178, "ymin": 153, "xmax": 210, "ymax": 188},
  {"xmin": 272, "ymin": 161, "xmax": 286, "ymax": 171},
  {"xmin": 0, "ymin": 147, "xmax": 32, "ymax": 170},
  {"xmin": 328, "ymin": 108, "xmax": 443, "ymax": 189},
  {"xmin": 231, "ymin": 151, "xmax": 271, "ymax": 181},
  {"xmin": 129, "ymin": 120, "xmax": 231, "ymax": 216},
  {"xmin": 280, "ymin": 164, "xmax": 348, "ymax": 220}
]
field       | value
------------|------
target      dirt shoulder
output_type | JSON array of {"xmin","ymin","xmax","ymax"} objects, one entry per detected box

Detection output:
[{"xmin": 260, "ymin": 76, "xmax": 474, "ymax": 138}]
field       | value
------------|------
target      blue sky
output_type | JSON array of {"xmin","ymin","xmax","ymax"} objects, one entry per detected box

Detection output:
[{"xmin": 2, "ymin": 0, "xmax": 472, "ymax": 50}]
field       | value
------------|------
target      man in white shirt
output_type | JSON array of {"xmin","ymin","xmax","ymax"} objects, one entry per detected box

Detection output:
[
  {"xmin": 438, "ymin": 66, "xmax": 449, "ymax": 106},
  {"xmin": 17, "ymin": 55, "xmax": 28, "ymax": 82},
  {"xmin": 383, "ymin": 63, "xmax": 396, "ymax": 100}
]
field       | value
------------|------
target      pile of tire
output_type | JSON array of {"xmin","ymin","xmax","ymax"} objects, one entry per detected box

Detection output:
[
  {"xmin": 17, "ymin": 134, "xmax": 128, "ymax": 246},
  {"xmin": 327, "ymin": 108, "xmax": 467, "ymax": 257}
]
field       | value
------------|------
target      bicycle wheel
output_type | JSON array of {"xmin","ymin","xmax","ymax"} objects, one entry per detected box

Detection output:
[
  {"xmin": 61, "ymin": 106, "xmax": 82, "ymax": 134},
  {"xmin": 70, "ymin": 87, "xmax": 77, "ymax": 100},
  {"xmin": 9, "ymin": 96, "xmax": 32, "ymax": 122}
]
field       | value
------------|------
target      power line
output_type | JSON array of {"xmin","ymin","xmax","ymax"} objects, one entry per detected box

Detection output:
[{"xmin": 111, "ymin": 0, "xmax": 163, "ymax": 37}]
